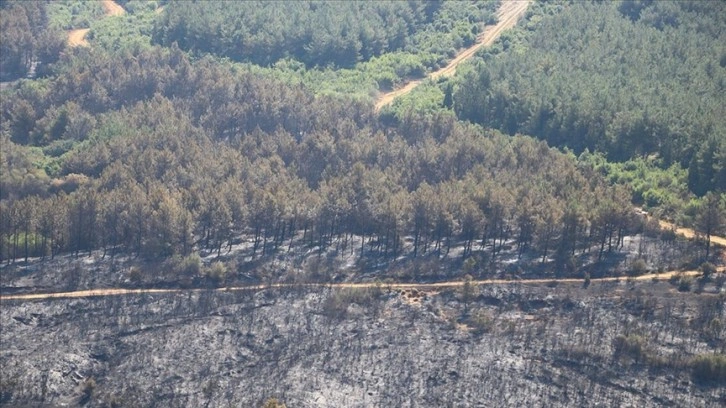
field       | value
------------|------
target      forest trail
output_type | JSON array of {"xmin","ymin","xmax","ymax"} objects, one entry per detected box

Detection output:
[
  {"xmin": 1, "ymin": 268, "xmax": 718, "ymax": 302},
  {"xmin": 374, "ymin": 0, "xmax": 530, "ymax": 112},
  {"xmin": 67, "ymin": 0, "xmax": 126, "ymax": 47},
  {"xmin": 657, "ymin": 219, "xmax": 726, "ymax": 248}
]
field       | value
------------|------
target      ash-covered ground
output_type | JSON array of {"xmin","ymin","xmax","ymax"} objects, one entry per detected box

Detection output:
[{"xmin": 2, "ymin": 278, "xmax": 724, "ymax": 407}]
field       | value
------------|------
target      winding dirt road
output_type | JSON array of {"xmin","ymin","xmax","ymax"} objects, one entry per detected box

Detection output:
[
  {"xmin": 67, "ymin": 0, "xmax": 126, "ymax": 47},
  {"xmin": 374, "ymin": 0, "xmax": 530, "ymax": 112}
]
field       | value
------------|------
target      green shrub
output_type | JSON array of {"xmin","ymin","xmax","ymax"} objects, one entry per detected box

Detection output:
[
  {"xmin": 669, "ymin": 272, "xmax": 693, "ymax": 292},
  {"xmin": 691, "ymin": 354, "xmax": 726, "ymax": 386},
  {"xmin": 127, "ymin": 266, "xmax": 142, "ymax": 284},
  {"xmin": 323, "ymin": 288, "xmax": 378, "ymax": 318},
  {"xmin": 206, "ymin": 262, "xmax": 227, "ymax": 284},
  {"xmin": 80, "ymin": 377, "xmax": 96, "ymax": 404},
  {"xmin": 678, "ymin": 276, "xmax": 693, "ymax": 292},
  {"xmin": 467, "ymin": 310, "xmax": 493, "ymax": 335},
  {"xmin": 629, "ymin": 258, "xmax": 648, "ymax": 276},
  {"xmin": 262, "ymin": 398, "xmax": 287, "ymax": 408},
  {"xmin": 179, "ymin": 254, "xmax": 202, "ymax": 276}
]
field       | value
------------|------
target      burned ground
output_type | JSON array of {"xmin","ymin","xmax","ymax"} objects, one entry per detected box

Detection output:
[{"xmin": 2, "ymin": 278, "xmax": 724, "ymax": 407}]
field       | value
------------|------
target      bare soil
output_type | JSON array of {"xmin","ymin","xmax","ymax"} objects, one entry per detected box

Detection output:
[
  {"xmin": 67, "ymin": 28, "xmax": 91, "ymax": 47},
  {"xmin": 66, "ymin": 0, "xmax": 126, "ymax": 48},
  {"xmin": 659, "ymin": 219, "xmax": 726, "ymax": 248},
  {"xmin": 101, "ymin": 0, "xmax": 125, "ymax": 17}
]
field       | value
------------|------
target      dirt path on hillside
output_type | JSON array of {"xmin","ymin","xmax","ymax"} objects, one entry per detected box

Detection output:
[
  {"xmin": 67, "ymin": 28, "xmax": 91, "ymax": 47},
  {"xmin": 67, "ymin": 0, "xmax": 126, "ymax": 47},
  {"xmin": 1, "ymin": 268, "xmax": 717, "ymax": 302},
  {"xmin": 374, "ymin": 0, "xmax": 530, "ymax": 112},
  {"xmin": 101, "ymin": 0, "xmax": 125, "ymax": 16},
  {"xmin": 657, "ymin": 219, "xmax": 726, "ymax": 247}
]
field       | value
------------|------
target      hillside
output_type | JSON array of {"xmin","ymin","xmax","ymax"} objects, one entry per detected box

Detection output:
[
  {"xmin": 2, "ymin": 278, "xmax": 725, "ymax": 406},
  {"xmin": 1, "ymin": 1, "xmax": 725, "ymax": 407},
  {"xmin": 453, "ymin": 0, "xmax": 726, "ymax": 196}
]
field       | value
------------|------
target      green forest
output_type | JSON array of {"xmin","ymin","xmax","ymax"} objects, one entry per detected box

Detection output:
[
  {"xmin": 453, "ymin": 0, "xmax": 726, "ymax": 197},
  {"xmin": 2, "ymin": 46, "xmax": 637, "ymax": 270},
  {"xmin": 0, "ymin": 0, "xmax": 724, "ymax": 274},
  {"xmin": 154, "ymin": 0, "xmax": 495, "ymax": 69},
  {"xmin": 0, "ymin": 1, "xmax": 65, "ymax": 81}
]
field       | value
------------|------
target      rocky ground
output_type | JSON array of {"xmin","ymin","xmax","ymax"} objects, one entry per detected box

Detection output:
[{"xmin": 2, "ymin": 277, "xmax": 724, "ymax": 407}]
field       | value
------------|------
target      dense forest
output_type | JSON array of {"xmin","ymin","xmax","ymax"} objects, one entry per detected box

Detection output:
[
  {"xmin": 0, "ymin": 1, "xmax": 724, "ymax": 271},
  {"xmin": 153, "ymin": 0, "xmax": 495, "ymax": 71},
  {"xmin": 0, "ymin": 1, "xmax": 66, "ymax": 81},
  {"xmin": 1, "ymin": 45, "xmax": 651, "ymax": 271},
  {"xmin": 453, "ymin": 0, "xmax": 726, "ymax": 196}
]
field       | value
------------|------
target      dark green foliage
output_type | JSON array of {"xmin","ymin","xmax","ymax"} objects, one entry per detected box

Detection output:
[
  {"xmin": 0, "ymin": 46, "xmax": 654, "ymax": 267},
  {"xmin": 152, "ymin": 0, "xmax": 495, "ymax": 71},
  {"xmin": 454, "ymin": 1, "xmax": 726, "ymax": 196},
  {"xmin": 153, "ymin": 1, "xmax": 437, "ymax": 68},
  {"xmin": 0, "ymin": 1, "xmax": 66, "ymax": 81}
]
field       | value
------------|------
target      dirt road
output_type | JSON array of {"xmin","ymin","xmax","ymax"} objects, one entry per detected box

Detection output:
[
  {"xmin": 1, "ymin": 268, "xmax": 716, "ymax": 302},
  {"xmin": 374, "ymin": 0, "xmax": 530, "ymax": 112},
  {"xmin": 658, "ymin": 219, "xmax": 726, "ymax": 247},
  {"xmin": 101, "ymin": 0, "xmax": 125, "ymax": 17},
  {"xmin": 67, "ymin": 0, "xmax": 126, "ymax": 47}
]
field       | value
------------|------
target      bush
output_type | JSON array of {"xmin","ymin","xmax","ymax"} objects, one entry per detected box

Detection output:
[
  {"xmin": 629, "ymin": 258, "xmax": 648, "ymax": 276},
  {"xmin": 127, "ymin": 266, "xmax": 142, "ymax": 284},
  {"xmin": 612, "ymin": 334, "xmax": 647, "ymax": 363},
  {"xmin": 669, "ymin": 272, "xmax": 693, "ymax": 292},
  {"xmin": 178, "ymin": 254, "xmax": 202, "ymax": 277},
  {"xmin": 700, "ymin": 262, "xmax": 717, "ymax": 276},
  {"xmin": 467, "ymin": 310, "xmax": 493, "ymax": 335},
  {"xmin": 262, "ymin": 398, "xmax": 287, "ymax": 408},
  {"xmin": 79, "ymin": 377, "xmax": 96, "ymax": 404},
  {"xmin": 715, "ymin": 273, "xmax": 726, "ymax": 290},
  {"xmin": 205, "ymin": 262, "xmax": 227, "ymax": 284},
  {"xmin": 691, "ymin": 354, "xmax": 726, "ymax": 386},
  {"xmin": 323, "ymin": 288, "xmax": 378, "ymax": 318},
  {"xmin": 678, "ymin": 276, "xmax": 693, "ymax": 292}
]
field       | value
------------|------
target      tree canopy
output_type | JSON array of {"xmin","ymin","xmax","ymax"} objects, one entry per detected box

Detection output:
[
  {"xmin": 0, "ymin": 1, "xmax": 66, "ymax": 81},
  {"xmin": 453, "ymin": 0, "xmax": 726, "ymax": 196},
  {"xmin": 153, "ymin": 0, "xmax": 495, "ymax": 69},
  {"xmin": 1, "ymin": 46, "xmax": 644, "ymax": 268}
]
